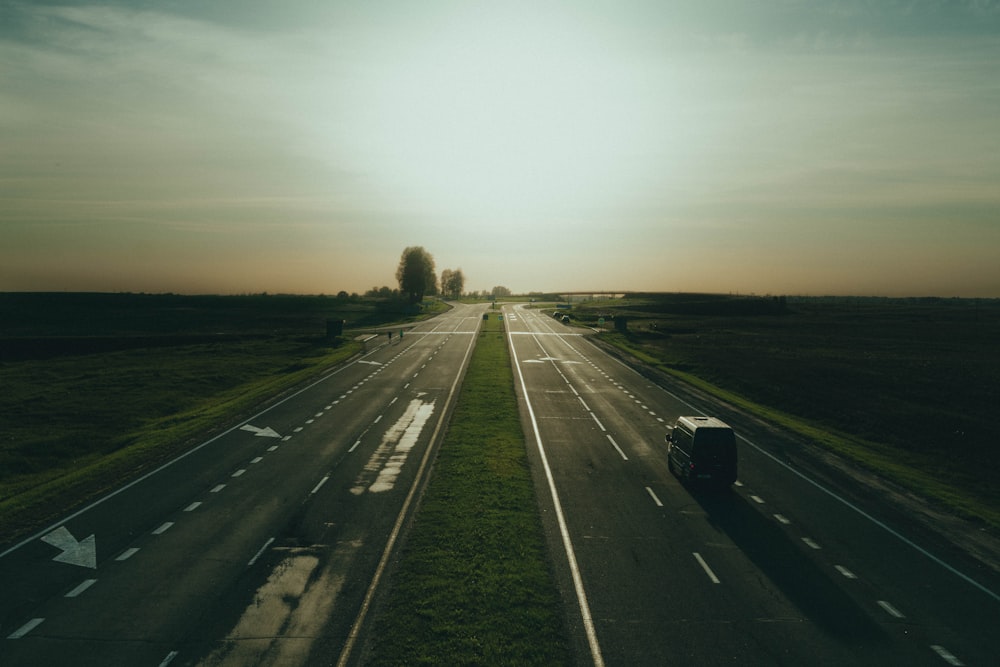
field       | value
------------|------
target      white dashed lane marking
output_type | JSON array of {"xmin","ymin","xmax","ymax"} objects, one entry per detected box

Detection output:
[
  {"xmin": 152, "ymin": 522, "xmax": 174, "ymax": 535},
  {"xmin": 65, "ymin": 579, "xmax": 97, "ymax": 598}
]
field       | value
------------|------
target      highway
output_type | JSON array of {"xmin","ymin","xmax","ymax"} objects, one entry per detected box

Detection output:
[
  {"xmin": 504, "ymin": 303, "xmax": 999, "ymax": 666},
  {"xmin": 3, "ymin": 300, "xmax": 998, "ymax": 666},
  {"xmin": 0, "ymin": 302, "xmax": 486, "ymax": 666}
]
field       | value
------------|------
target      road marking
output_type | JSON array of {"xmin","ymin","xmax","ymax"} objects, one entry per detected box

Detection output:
[
  {"xmin": 606, "ymin": 434, "xmax": 629, "ymax": 461},
  {"xmin": 774, "ymin": 513, "xmax": 791, "ymax": 524},
  {"xmin": 184, "ymin": 502, "xmax": 202, "ymax": 512},
  {"xmin": 250, "ymin": 457, "xmax": 263, "ymax": 464},
  {"xmin": 232, "ymin": 469, "xmax": 246, "ymax": 478},
  {"xmin": 877, "ymin": 600, "xmax": 906, "ymax": 618},
  {"xmin": 835, "ymin": 565, "xmax": 858, "ymax": 579},
  {"xmin": 282, "ymin": 435, "xmax": 292, "ymax": 441},
  {"xmin": 353, "ymin": 400, "xmax": 436, "ymax": 494},
  {"xmin": 239, "ymin": 424, "xmax": 281, "ymax": 438},
  {"xmin": 306, "ymin": 419, "xmax": 314, "ymax": 424},
  {"xmin": 693, "ymin": 552, "xmax": 721, "ymax": 584},
  {"xmin": 267, "ymin": 445, "xmax": 278, "ymax": 452},
  {"xmin": 506, "ymin": 323, "xmax": 605, "ymax": 667},
  {"xmin": 7, "ymin": 618, "xmax": 44, "ymax": 639},
  {"xmin": 646, "ymin": 487, "xmax": 663, "ymax": 507},
  {"xmin": 350, "ymin": 439, "xmax": 362, "ymax": 452},
  {"xmin": 248, "ymin": 537, "xmax": 275, "ymax": 567},
  {"xmin": 750, "ymin": 495, "xmax": 765, "ymax": 504},
  {"xmin": 930, "ymin": 645, "xmax": 964, "ymax": 666},
  {"xmin": 159, "ymin": 650, "xmax": 180, "ymax": 667},
  {"xmin": 590, "ymin": 412, "xmax": 607, "ymax": 431},
  {"xmin": 211, "ymin": 484, "xmax": 225, "ymax": 493},
  {"xmin": 802, "ymin": 537, "xmax": 822, "ymax": 550},
  {"xmin": 312, "ymin": 476, "xmax": 330, "ymax": 494},
  {"xmin": 65, "ymin": 578, "xmax": 97, "ymax": 598},
  {"xmin": 0, "ymin": 348, "xmax": 384, "ymax": 564},
  {"xmin": 374, "ymin": 415, "xmax": 383, "ymax": 424},
  {"xmin": 337, "ymin": 313, "xmax": 482, "ymax": 667},
  {"xmin": 577, "ymin": 396, "xmax": 590, "ymax": 411},
  {"xmin": 41, "ymin": 525, "xmax": 97, "ymax": 569},
  {"xmin": 294, "ymin": 427, "xmax": 303, "ymax": 433},
  {"xmin": 116, "ymin": 547, "xmax": 139, "ymax": 561},
  {"xmin": 153, "ymin": 522, "xmax": 174, "ymax": 535}
]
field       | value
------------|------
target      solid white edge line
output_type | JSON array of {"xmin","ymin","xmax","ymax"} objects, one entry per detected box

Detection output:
[
  {"xmin": 336, "ymin": 308, "xmax": 482, "ymax": 667},
  {"xmin": 586, "ymin": 336, "xmax": 1000, "ymax": 605},
  {"xmin": 693, "ymin": 552, "xmax": 721, "ymax": 584},
  {"xmin": 1, "ymin": 349, "xmax": 370, "ymax": 561},
  {"xmin": 509, "ymin": 311, "xmax": 606, "ymax": 667}
]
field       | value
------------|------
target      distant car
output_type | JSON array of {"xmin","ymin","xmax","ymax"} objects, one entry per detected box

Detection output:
[
  {"xmin": 665, "ymin": 416, "xmax": 737, "ymax": 487},
  {"xmin": 561, "ymin": 315, "xmax": 570, "ymax": 323}
]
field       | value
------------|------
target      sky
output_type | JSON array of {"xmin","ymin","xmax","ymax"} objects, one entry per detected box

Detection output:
[{"xmin": 2, "ymin": 0, "xmax": 999, "ymax": 297}]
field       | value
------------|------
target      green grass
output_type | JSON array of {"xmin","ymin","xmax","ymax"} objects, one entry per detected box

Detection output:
[
  {"xmin": 0, "ymin": 293, "xmax": 449, "ymax": 544},
  {"xmin": 0, "ymin": 337, "xmax": 362, "ymax": 540},
  {"xmin": 366, "ymin": 316, "xmax": 571, "ymax": 666},
  {"xmin": 575, "ymin": 295, "xmax": 1000, "ymax": 531}
]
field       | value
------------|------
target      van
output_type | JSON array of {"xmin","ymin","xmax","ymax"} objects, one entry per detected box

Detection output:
[{"xmin": 665, "ymin": 416, "xmax": 737, "ymax": 487}]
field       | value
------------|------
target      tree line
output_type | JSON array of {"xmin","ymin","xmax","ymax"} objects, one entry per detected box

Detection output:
[{"xmin": 360, "ymin": 246, "xmax": 512, "ymax": 302}]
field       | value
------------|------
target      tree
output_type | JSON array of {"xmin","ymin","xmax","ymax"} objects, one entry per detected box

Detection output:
[
  {"xmin": 492, "ymin": 285, "xmax": 512, "ymax": 298},
  {"xmin": 440, "ymin": 269, "xmax": 453, "ymax": 297},
  {"xmin": 440, "ymin": 268, "xmax": 465, "ymax": 299},
  {"xmin": 396, "ymin": 246, "xmax": 436, "ymax": 302}
]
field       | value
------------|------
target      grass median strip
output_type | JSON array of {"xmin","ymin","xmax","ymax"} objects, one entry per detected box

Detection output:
[{"xmin": 366, "ymin": 315, "xmax": 571, "ymax": 666}]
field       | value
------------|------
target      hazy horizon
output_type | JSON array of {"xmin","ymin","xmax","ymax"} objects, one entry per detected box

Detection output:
[{"xmin": 3, "ymin": 1, "xmax": 999, "ymax": 298}]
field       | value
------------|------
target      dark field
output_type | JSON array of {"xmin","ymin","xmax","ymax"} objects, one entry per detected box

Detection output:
[
  {"xmin": 570, "ymin": 294, "xmax": 1000, "ymax": 529},
  {"xmin": 0, "ymin": 292, "xmax": 445, "ymax": 542}
]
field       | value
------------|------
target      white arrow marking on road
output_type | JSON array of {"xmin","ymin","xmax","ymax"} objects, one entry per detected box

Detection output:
[
  {"xmin": 41, "ymin": 526, "xmax": 97, "ymax": 569},
  {"xmin": 240, "ymin": 424, "xmax": 281, "ymax": 438},
  {"xmin": 358, "ymin": 360, "xmax": 383, "ymax": 365}
]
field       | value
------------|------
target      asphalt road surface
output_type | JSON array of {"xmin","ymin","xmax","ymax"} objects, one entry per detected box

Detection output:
[
  {"xmin": 3, "ymin": 301, "xmax": 997, "ymax": 666},
  {"xmin": 0, "ymin": 302, "xmax": 486, "ymax": 666},
  {"xmin": 505, "ymin": 304, "xmax": 999, "ymax": 667}
]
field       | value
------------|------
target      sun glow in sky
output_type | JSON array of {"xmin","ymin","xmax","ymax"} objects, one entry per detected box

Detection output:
[{"xmin": 2, "ymin": 1, "xmax": 999, "ymax": 296}]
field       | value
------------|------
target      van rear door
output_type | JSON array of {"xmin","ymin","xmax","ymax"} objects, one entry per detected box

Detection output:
[{"xmin": 692, "ymin": 428, "xmax": 737, "ymax": 483}]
